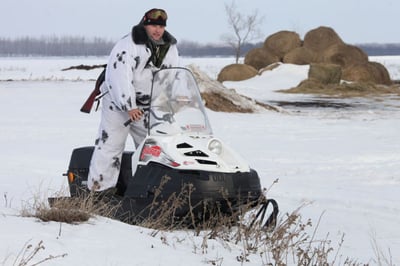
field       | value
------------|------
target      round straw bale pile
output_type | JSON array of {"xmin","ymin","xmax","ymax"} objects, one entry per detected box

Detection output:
[
  {"xmin": 263, "ymin": 30, "xmax": 302, "ymax": 60},
  {"xmin": 217, "ymin": 63, "xmax": 258, "ymax": 82},
  {"xmin": 231, "ymin": 25, "xmax": 393, "ymax": 89},
  {"xmin": 244, "ymin": 47, "xmax": 280, "ymax": 70}
]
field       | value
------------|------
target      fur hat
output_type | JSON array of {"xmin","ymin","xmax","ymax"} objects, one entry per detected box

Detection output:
[{"xmin": 143, "ymin": 8, "xmax": 167, "ymax": 26}]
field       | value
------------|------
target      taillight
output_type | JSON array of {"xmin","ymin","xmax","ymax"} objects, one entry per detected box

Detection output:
[
  {"xmin": 67, "ymin": 171, "xmax": 75, "ymax": 183},
  {"xmin": 140, "ymin": 145, "xmax": 162, "ymax": 161}
]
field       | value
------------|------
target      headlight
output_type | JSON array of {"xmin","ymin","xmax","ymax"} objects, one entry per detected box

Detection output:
[{"xmin": 208, "ymin": 139, "xmax": 222, "ymax": 155}]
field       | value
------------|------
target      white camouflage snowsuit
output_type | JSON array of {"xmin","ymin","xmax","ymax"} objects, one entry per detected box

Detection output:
[{"xmin": 87, "ymin": 24, "xmax": 179, "ymax": 191}]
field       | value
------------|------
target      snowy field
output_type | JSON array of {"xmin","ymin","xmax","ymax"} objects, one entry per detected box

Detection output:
[{"xmin": 0, "ymin": 55, "xmax": 399, "ymax": 265}]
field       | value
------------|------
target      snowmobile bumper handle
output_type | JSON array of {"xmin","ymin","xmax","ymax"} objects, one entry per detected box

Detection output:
[{"xmin": 250, "ymin": 198, "xmax": 279, "ymax": 230}]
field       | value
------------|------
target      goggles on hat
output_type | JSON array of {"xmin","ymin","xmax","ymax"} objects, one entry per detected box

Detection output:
[{"xmin": 146, "ymin": 9, "xmax": 168, "ymax": 21}]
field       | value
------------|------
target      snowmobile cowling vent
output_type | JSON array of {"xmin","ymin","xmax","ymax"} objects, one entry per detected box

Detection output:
[
  {"xmin": 176, "ymin": 143, "xmax": 193, "ymax": 148},
  {"xmin": 184, "ymin": 150, "xmax": 209, "ymax": 157},
  {"xmin": 196, "ymin": 159, "xmax": 217, "ymax": 165}
]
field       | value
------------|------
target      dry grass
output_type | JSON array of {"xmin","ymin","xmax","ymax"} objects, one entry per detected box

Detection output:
[
  {"xmin": 131, "ymin": 176, "xmax": 261, "ymax": 232},
  {"xmin": 3, "ymin": 240, "xmax": 67, "ymax": 266},
  {"xmin": 20, "ymin": 188, "xmax": 120, "ymax": 224},
  {"xmin": 367, "ymin": 230, "xmax": 395, "ymax": 266},
  {"xmin": 124, "ymin": 180, "xmax": 367, "ymax": 264},
  {"xmin": 137, "ymin": 178, "xmax": 200, "ymax": 230},
  {"xmin": 16, "ymin": 182, "xmax": 395, "ymax": 265},
  {"xmin": 195, "ymin": 205, "xmax": 354, "ymax": 265},
  {"xmin": 128, "ymin": 180, "xmax": 394, "ymax": 265}
]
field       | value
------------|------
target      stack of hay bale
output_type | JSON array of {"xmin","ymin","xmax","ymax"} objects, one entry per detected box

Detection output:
[{"xmin": 218, "ymin": 26, "xmax": 392, "ymax": 87}]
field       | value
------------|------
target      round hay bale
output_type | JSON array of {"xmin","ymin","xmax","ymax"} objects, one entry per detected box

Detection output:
[
  {"xmin": 244, "ymin": 47, "xmax": 280, "ymax": 70},
  {"xmin": 343, "ymin": 62, "xmax": 392, "ymax": 85},
  {"xmin": 303, "ymin": 26, "xmax": 344, "ymax": 53},
  {"xmin": 217, "ymin": 63, "xmax": 258, "ymax": 82},
  {"xmin": 283, "ymin": 47, "xmax": 316, "ymax": 65},
  {"xmin": 308, "ymin": 63, "xmax": 342, "ymax": 84},
  {"xmin": 322, "ymin": 44, "xmax": 368, "ymax": 67},
  {"xmin": 369, "ymin": 61, "xmax": 392, "ymax": 85},
  {"xmin": 342, "ymin": 63, "xmax": 372, "ymax": 83},
  {"xmin": 263, "ymin": 30, "xmax": 302, "ymax": 59}
]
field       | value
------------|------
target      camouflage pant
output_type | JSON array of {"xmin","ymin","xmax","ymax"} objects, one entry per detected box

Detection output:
[{"xmin": 87, "ymin": 94, "xmax": 146, "ymax": 191}]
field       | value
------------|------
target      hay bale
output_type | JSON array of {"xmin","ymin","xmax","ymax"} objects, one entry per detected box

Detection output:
[
  {"xmin": 283, "ymin": 47, "xmax": 316, "ymax": 65},
  {"xmin": 217, "ymin": 63, "xmax": 258, "ymax": 82},
  {"xmin": 369, "ymin": 61, "xmax": 392, "ymax": 85},
  {"xmin": 308, "ymin": 63, "xmax": 342, "ymax": 84},
  {"xmin": 303, "ymin": 26, "xmax": 344, "ymax": 54},
  {"xmin": 263, "ymin": 30, "xmax": 302, "ymax": 59},
  {"xmin": 244, "ymin": 47, "xmax": 280, "ymax": 70},
  {"xmin": 284, "ymin": 79, "xmax": 326, "ymax": 94},
  {"xmin": 322, "ymin": 44, "xmax": 368, "ymax": 67},
  {"xmin": 342, "ymin": 65, "xmax": 367, "ymax": 83},
  {"xmin": 343, "ymin": 62, "xmax": 392, "ymax": 85}
]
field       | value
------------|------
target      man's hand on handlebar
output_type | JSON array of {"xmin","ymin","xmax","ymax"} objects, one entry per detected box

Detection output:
[
  {"xmin": 128, "ymin": 108, "xmax": 143, "ymax": 121},
  {"xmin": 124, "ymin": 108, "xmax": 143, "ymax": 126}
]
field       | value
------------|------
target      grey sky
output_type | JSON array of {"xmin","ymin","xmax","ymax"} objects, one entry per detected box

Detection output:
[{"xmin": 1, "ymin": 0, "xmax": 399, "ymax": 44}]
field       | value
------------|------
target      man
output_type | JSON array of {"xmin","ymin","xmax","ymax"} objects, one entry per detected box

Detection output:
[{"xmin": 87, "ymin": 8, "xmax": 180, "ymax": 194}]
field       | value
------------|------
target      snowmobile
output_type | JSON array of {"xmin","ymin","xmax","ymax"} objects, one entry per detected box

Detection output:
[{"xmin": 52, "ymin": 67, "xmax": 278, "ymax": 228}]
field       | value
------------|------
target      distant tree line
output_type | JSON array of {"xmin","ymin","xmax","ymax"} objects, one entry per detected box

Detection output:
[
  {"xmin": 0, "ymin": 36, "xmax": 260, "ymax": 57},
  {"xmin": 0, "ymin": 36, "xmax": 114, "ymax": 56},
  {"xmin": 0, "ymin": 36, "xmax": 399, "ymax": 57},
  {"xmin": 357, "ymin": 43, "xmax": 400, "ymax": 56},
  {"xmin": 178, "ymin": 41, "xmax": 261, "ymax": 57}
]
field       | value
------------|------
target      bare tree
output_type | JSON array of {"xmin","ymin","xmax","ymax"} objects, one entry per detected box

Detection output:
[{"xmin": 221, "ymin": 1, "xmax": 264, "ymax": 63}]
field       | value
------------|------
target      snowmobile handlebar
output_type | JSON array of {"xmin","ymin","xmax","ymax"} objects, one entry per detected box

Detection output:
[
  {"xmin": 124, "ymin": 109, "xmax": 174, "ymax": 127},
  {"xmin": 124, "ymin": 119, "xmax": 132, "ymax": 127}
]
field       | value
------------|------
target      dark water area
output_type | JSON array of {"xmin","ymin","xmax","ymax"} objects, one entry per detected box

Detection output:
[{"xmin": 268, "ymin": 95, "xmax": 400, "ymax": 115}]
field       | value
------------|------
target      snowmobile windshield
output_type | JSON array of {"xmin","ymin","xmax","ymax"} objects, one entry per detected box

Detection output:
[{"xmin": 148, "ymin": 67, "xmax": 213, "ymax": 136}]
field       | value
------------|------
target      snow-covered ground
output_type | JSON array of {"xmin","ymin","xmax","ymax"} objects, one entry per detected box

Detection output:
[{"xmin": 0, "ymin": 56, "xmax": 399, "ymax": 265}]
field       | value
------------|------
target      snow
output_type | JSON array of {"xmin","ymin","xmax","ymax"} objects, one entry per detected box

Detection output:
[{"xmin": 1, "ymin": 56, "xmax": 400, "ymax": 265}]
